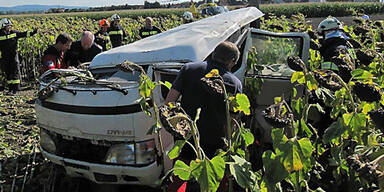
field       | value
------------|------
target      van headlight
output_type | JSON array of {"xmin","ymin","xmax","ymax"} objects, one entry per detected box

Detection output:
[
  {"xmin": 40, "ymin": 129, "xmax": 56, "ymax": 154},
  {"xmin": 104, "ymin": 139, "xmax": 156, "ymax": 165},
  {"xmin": 135, "ymin": 139, "xmax": 156, "ymax": 165},
  {"xmin": 105, "ymin": 144, "xmax": 135, "ymax": 165}
]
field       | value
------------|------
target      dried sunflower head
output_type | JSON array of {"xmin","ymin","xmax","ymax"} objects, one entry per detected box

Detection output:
[
  {"xmin": 313, "ymin": 70, "xmax": 343, "ymax": 91},
  {"xmin": 201, "ymin": 69, "xmax": 224, "ymax": 100},
  {"xmin": 159, "ymin": 102, "xmax": 191, "ymax": 139},
  {"xmin": 287, "ymin": 56, "xmax": 304, "ymax": 71},
  {"xmin": 352, "ymin": 82, "xmax": 382, "ymax": 102},
  {"xmin": 262, "ymin": 102, "xmax": 293, "ymax": 128},
  {"xmin": 368, "ymin": 109, "xmax": 384, "ymax": 131},
  {"xmin": 356, "ymin": 49, "xmax": 375, "ymax": 66}
]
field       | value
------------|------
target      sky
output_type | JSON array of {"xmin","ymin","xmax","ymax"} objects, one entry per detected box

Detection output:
[{"xmin": 0, "ymin": 0, "xmax": 188, "ymax": 7}]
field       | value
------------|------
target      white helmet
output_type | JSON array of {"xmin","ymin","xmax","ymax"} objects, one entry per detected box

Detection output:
[
  {"xmin": 317, "ymin": 17, "xmax": 343, "ymax": 35},
  {"xmin": 183, "ymin": 11, "xmax": 193, "ymax": 21},
  {"xmin": 110, "ymin": 14, "xmax": 121, "ymax": 22},
  {"xmin": 0, "ymin": 18, "xmax": 12, "ymax": 29}
]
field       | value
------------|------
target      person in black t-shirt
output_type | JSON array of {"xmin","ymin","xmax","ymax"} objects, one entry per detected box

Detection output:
[
  {"xmin": 165, "ymin": 41, "xmax": 242, "ymax": 192},
  {"xmin": 139, "ymin": 17, "xmax": 162, "ymax": 39},
  {"xmin": 65, "ymin": 31, "xmax": 102, "ymax": 68},
  {"xmin": 165, "ymin": 41, "xmax": 242, "ymax": 159}
]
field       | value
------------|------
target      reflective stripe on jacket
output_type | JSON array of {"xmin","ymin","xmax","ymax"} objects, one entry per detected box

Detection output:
[
  {"xmin": 321, "ymin": 61, "xmax": 339, "ymax": 71},
  {"xmin": 7, "ymin": 79, "xmax": 20, "ymax": 84}
]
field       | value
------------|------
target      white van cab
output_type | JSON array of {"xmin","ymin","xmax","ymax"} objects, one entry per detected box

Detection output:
[{"xmin": 36, "ymin": 7, "xmax": 309, "ymax": 187}]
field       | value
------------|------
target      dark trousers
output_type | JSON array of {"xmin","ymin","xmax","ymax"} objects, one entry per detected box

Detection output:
[{"xmin": 0, "ymin": 56, "xmax": 21, "ymax": 92}]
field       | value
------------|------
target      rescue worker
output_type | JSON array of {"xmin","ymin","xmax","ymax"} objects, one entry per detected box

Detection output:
[
  {"xmin": 108, "ymin": 14, "xmax": 127, "ymax": 48},
  {"xmin": 94, "ymin": 19, "xmax": 111, "ymax": 51},
  {"xmin": 65, "ymin": 31, "xmax": 102, "ymax": 68},
  {"xmin": 200, "ymin": 0, "xmax": 219, "ymax": 16},
  {"xmin": 317, "ymin": 17, "xmax": 356, "ymax": 77},
  {"xmin": 0, "ymin": 18, "xmax": 37, "ymax": 94},
  {"xmin": 183, "ymin": 11, "xmax": 194, "ymax": 24},
  {"xmin": 42, "ymin": 33, "xmax": 73, "ymax": 72},
  {"xmin": 139, "ymin": 17, "xmax": 162, "ymax": 39},
  {"xmin": 165, "ymin": 41, "xmax": 242, "ymax": 191}
]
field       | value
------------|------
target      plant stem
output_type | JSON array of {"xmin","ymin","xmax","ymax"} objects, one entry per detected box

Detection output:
[
  {"xmin": 218, "ymin": 77, "xmax": 233, "ymax": 192},
  {"xmin": 191, "ymin": 108, "xmax": 202, "ymax": 160},
  {"xmin": 151, "ymin": 92, "xmax": 165, "ymax": 167}
]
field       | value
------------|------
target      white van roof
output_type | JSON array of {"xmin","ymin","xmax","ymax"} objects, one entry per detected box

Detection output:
[{"xmin": 89, "ymin": 7, "xmax": 264, "ymax": 69}]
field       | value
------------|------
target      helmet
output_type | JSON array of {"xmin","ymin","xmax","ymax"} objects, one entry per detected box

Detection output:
[
  {"xmin": 99, "ymin": 19, "xmax": 110, "ymax": 27},
  {"xmin": 183, "ymin": 11, "xmax": 193, "ymax": 21},
  {"xmin": 110, "ymin": 14, "xmax": 121, "ymax": 22},
  {"xmin": 0, "ymin": 18, "xmax": 12, "ymax": 29},
  {"xmin": 317, "ymin": 17, "xmax": 343, "ymax": 35}
]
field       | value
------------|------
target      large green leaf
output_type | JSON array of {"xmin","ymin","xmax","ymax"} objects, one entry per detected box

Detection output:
[
  {"xmin": 306, "ymin": 74, "xmax": 318, "ymax": 91},
  {"xmin": 291, "ymin": 71, "xmax": 305, "ymax": 84},
  {"xmin": 351, "ymin": 69, "xmax": 373, "ymax": 81},
  {"xmin": 234, "ymin": 93, "xmax": 251, "ymax": 115},
  {"xmin": 271, "ymin": 128, "xmax": 288, "ymax": 149},
  {"xmin": 173, "ymin": 160, "xmax": 192, "ymax": 181},
  {"xmin": 139, "ymin": 75, "xmax": 157, "ymax": 98},
  {"xmin": 229, "ymin": 155, "xmax": 259, "ymax": 191},
  {"xmin": 279, "ymin": 140, "xmax": 303, "ymax": 173},
  {"xmin": 190, "ymin": 156, "xmax": 225, "ymax": 192},
  {"xmin": 322, "ymin": 118, "xmax": 346, "ymax": 144},
  {"xmin": 240, "ymin": 127, "xmax": 254, "ymax": 147},
  {"xmin": 300, "ymin": 118, "xmax": 312, "ymax": 138},
  {"xmin": 168, "ymin": 140, "xmax": 186, "ymax": 160},
  {"xmin": 349, "ymin": 113, "xmax": 366, "ymax": 134},
  {"xmin": 262, "ymin": 150, "xmax": 289, "ymax": 187},
  {"xmin": 343, "ymin": 112, "xmax": 367, "ymax": 137},
  {"xmin": 297, "ymin": 138, "xmax": 313, "ymax": 171}
]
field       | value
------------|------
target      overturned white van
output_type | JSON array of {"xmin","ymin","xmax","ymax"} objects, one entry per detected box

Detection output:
[{"xmin": 36, "ymin": 7, "xmax": 309, "ymax": 187}]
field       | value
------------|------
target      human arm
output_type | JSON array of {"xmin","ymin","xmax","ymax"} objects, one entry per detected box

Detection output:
[
  {"xmin": 165, "ymin": 88, "xmax": 180, "ymax": 104},
  {"xmin": 15, "ymin": 29, "xmax": 37, "ymax": 39}
]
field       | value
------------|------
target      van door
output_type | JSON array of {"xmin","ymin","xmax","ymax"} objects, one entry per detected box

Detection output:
[{"xmin": 244, "ymin": 28, "xmax": 310, "ymax": 143}]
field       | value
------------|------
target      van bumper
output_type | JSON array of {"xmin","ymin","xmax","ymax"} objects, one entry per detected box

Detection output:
[{"xmin": 41, "ymin": 148, "xmax": 162, "ymax": 186}]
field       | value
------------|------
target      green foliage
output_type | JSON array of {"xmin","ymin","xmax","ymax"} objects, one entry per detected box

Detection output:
[
  {"xmin": 260, "ymin": 2, "xmax": 384, "ymax": 18},
  {"xmin": 190, "ymin": 156, "xmax": 226, "ymax": 192}
]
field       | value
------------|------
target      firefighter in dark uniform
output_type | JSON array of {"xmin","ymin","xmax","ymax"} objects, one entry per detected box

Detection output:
[
  {"xmin": 108, "ymin": 14, "xmax": 127, "ymax": 48},
  {"xmin": 95, "ymin": 19, "xmax": 110, "ymax": 51},
  {"xmin": 317, "ymin": 17, "xmax": 356, "ymax": 75},
  {"xmin": 139, "ymin": 17, "xmax": 162, "ymax": 39},
  {"xmin": 0, "ymin": 18, "xmax": 37, "ymax": 94},
  {"xmin": 42, "ymin": 33, "xmax": 73, "ymax": 72},
  {"xmin": 65, "ymin": 31, "xmax": 102, "ymax": 68}
]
